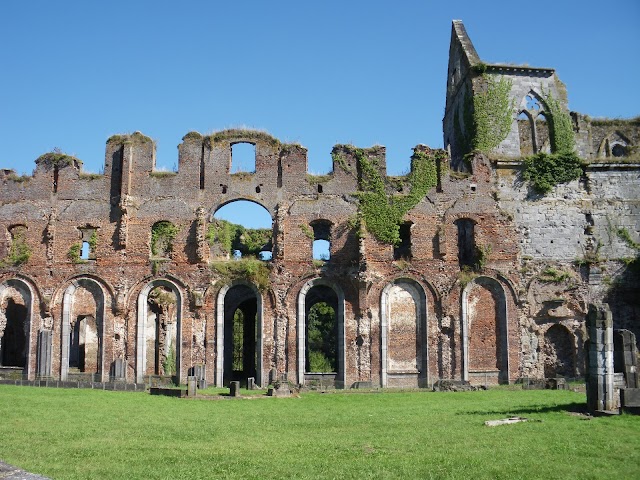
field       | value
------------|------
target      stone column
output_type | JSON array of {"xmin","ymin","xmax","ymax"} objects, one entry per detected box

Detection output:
[{"xmin": 586, "ymin": 303, "xmax": 615, "ymax": 412}]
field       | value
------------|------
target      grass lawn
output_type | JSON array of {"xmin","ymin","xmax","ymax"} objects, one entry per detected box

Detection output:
[{"xmin": 0, "ymin": 385, "xmax": 638, "ymax": 479}]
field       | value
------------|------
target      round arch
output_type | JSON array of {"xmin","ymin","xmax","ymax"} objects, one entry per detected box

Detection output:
[
  {"xmin": 60, "ymin": 277, "xmax": 108, "ymax": 381},
  {"xmin": 297, "ymin": 278, "xmax": 345, "ymax": 387},
  {"xmin": 380, "ymin": 278, "xmax": 428, "ymax": 388},
  {"xmin": 215, "ymin": 280, "xmax": 264, "ymax": 387},
  {"xmin": 461, "ymin": 276, "xmax": 510, "ymax": 384},
  {"xmin": 0, "ymin": 277, "xmax": 36, "ymax": 378},
  {"xmin": 136, "ymin": 278, "xmax": 184, "ymax": 384}
]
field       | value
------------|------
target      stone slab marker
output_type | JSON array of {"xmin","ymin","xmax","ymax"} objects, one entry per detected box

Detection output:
[
  {"xmin": 586, "ymin": 303, "xmax": 616, "ymax": 412},
  {"xmin": 37, "ymin": 330, "xmax": 52, "ymax": 378},
  {"xmin": 229, "ymin": 381, "xmax": 240, "ymax": 397},
  {"xmin": 187, "ymin": 375, "xmax": 197, "ymax": 397}
]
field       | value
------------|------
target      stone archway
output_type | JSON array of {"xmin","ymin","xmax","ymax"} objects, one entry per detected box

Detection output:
[
  {"xmin": 215, "ymin": 282, "xmax": 263, "ymax": 387},
  {"xmin": 61, "ymin": 278, "xmax": 106, "ymax": 381},
  {"xmin": 380, "ymin": 279, "xmax": 428, "ymax": 388},
  {"xmin": 297, "ymin": 278, "xmax": 345, "ymax": 388},
  {"xmin": 136, "ymin": 279, "xmax": 183, "ymax": 384},
  {"xmin": 462, "ymin": 277, "xmax": 509, "ymax": 385},
  {"xmin": 0, "ymin": 279, "xmax": 35, "ymax": 378}
]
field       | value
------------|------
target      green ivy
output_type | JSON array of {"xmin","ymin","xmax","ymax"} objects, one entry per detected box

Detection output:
[
  {"xmin": 542, "ymin": 91, "xmax": 575, "ymax": 154},
  {"xmin": 617, "ymin": 228, "xmax": 640, "ymax": 250},
  {"xmin": 354, "ymin": 147, "xmax": 443, "ymax": 245},
  {"xmin": 207, "ymin": 219, "xmax": 271, "ymax": 257},
  {"xmin": 210, "ymin": 259, "xmax": 271, "ymax": 291},
  {"xmin": 88, "ymin": 230, "xmax": 98, "ymax": 252},
  {"xmin": 67, "ymin": 243, "xmax": 85, "ymax": 264},
  {"xmin": 0, "ymin": 228, "xmax": 31, "ymax": 267},
  {"xmin": 151, "ymin": 221, "xmax": 180, "ymax": 257},
  {"xmin": 470, "ymin": 75, "xmax": 514, "ymax": 153},
  {"xmin": 522, "ymin": 152, "xmax": 583, "ymax": 194}
]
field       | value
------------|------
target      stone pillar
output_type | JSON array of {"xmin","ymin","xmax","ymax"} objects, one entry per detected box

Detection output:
[
  {"xmin": 37, "ymin": 330, "xmax": 52, "ymax": 378},
  {"xmin": 586, "ymin": 304, "xmax": 616, "ymax": 412},
  {"xmin": 614, "ymin": 329, "xmax": 638, "ymax": 388}
]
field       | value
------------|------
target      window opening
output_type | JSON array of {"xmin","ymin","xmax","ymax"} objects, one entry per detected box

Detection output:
[
  {"xmin": 393, "ymin": 222, "xmax": 412, "ymax": 260},
  {"xmin": 317, "ymin": 184, "xmax": 323, "ymax": 193},
  {"xmin": 53, "ymin": 165, "xmax": 59, "ymax": 193},
  {"xmin": 1, "ymin": 297, "xmax": 27, "ymax": 367},
  {"xmin": 81, "ymin": 241, "xmax": 90, "ymax": 260},
  {"xmin": 223, "ymin": 285, "xmax": 258, "ymax": 385},
  {"xmin": 231, "ymin": 143, "xmax": 256, "ymax": 173},
  {"xmin": 455, "ymin": 218, "xmax": 476, "ymax": 268},
  {"xmin": 311, "ymin": 221, "xmax": 331, "ymax": 261},
  {"xmin": 212, "ymin": 200, "xmax": 273, "ymax": 260},
  {"xmin": 612, "ymin": 144, "xmax": 626, "ymax": 157}
]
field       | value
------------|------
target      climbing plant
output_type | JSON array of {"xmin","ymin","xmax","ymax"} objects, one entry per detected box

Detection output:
[
  {"xmin": 522, "ymin": 152, "xmax": 583, "ymax": 194},
  {"xmin": 151, "ymin": 221, "xmax": 180, "ymax": 257},
  {"xmin": 542, "ymin": 91, "xmax": 575, "ymax": 154},
  {"xmin": 470, "ymin": 75, "xmax": 514, "ymax": 153},
  {"xmin": 0, "ymin": 227, "xmax": 31, "ymax": 267},
  {"xmin": 354, "ymin": 147, "xmax": 443, "ymax": 245}
]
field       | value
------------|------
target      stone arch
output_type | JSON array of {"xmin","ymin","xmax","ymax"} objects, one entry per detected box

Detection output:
[
  {"xmin": 61, "ymin": 277, "xmax": 108, "ymax": 381},
  {"xmin": 461, "ymin": 276, "xmax": 509, "ymax": 385},
  {"xmin": 380, "ymin": 278, "xmax": 428, "ymax": 388},
  {"xmin": 517, "ymin": 90, "xmax": 549, "ymax": 155},
  {"xmin": 297, "ymin": 278, "xmax": 345, "ymax": 387},
  {"xmin": 136, "ymin": 278, "xmax": 184, "ymax": 384},
  {"xmin": 0, "ymin": 278, "xmax": 35, "ymax": 377},
  {"xmin": 543, "ymin": 324, "xmax": 575, "ymax": 378},
  {"xmin": 215, "ymin": 280, "xmax": 264, "ymax": 387}
]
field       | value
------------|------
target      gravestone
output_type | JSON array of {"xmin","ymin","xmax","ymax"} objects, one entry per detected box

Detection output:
[
  {"xmin": 187, "ymin": 375, "xmax": 197, "ymax": 397},
  {"xmin": 586, "ymin": 303, "xmax": 617, "ymax": 413},
  {"xmin": 229, "ymin": 381, "xmax": 240, "ymax": 397},
  {"xmin": 37, "ymin": 330, "xmax": 52, "ymax": 378}
]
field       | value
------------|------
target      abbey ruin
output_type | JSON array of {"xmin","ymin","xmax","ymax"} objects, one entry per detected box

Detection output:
[{"xmin": 0, "ymin": 21, "xmax": 638, "ymax": 389}]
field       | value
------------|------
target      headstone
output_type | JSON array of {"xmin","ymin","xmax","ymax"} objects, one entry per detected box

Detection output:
[
  {"xmin": 37, "ymin": 330, "xmax": 52, "ymax": 378},
  {"xmin": 187, "ymin": 375, "xmax": 197, "ymax": 397},
  {"xmin": 247, "ymin": 377, "xmax": 255, "ymax": 390},
  {"xmin": 230, "ymin": 381, "xmax": 240, "ymax": 397}
]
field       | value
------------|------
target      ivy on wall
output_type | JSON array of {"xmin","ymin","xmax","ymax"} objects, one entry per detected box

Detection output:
[
  {"xmin": 151, "ymin": 221, "xmax": 180, "ymax": 257},
  {"xmin": 0, "ymin": 228, "xmax": 31, "ymax": 267},
  {"xmin": 522, "ymin": 91, "xmax": 580, "ymax": 194},
  {"xmin": 470, "ymin": 75, "xmax": 514, "ymax": 153},
  {"xmin": 354, "ymin": 148, "xmax": 444, "ymax": 245},
  {"xmin": 522, "ymin": 151, "xmax": 583, "ymax": 194},
  {"xmin": 542, "ymin": 91, "xmax": 575, "ymax": 154}
]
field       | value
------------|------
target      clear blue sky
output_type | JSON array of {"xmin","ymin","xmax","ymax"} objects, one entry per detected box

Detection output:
[{"xmin": 1, "ymin": 0, "xmax": 639, "ymax": 179}]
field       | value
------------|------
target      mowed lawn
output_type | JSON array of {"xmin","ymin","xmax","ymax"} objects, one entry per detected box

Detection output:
[{"xmin": 0, "ymin": 385, "xmax": 638, "ymax": 479}]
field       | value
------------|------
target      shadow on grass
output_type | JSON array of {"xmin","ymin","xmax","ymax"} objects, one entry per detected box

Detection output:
[{"xmin": 459, "ymin": 402, "xmax": 588, "ymax": 416}]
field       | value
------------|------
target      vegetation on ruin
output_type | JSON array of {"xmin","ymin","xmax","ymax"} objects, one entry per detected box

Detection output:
[
  {"xmin": 35, "ymin": 151, "xmax": 79, "ymax": 168},
  {"xmin": 88, "ymin": 230, "xmax": 98, "ymax": 253},
  {"xmin": 79, "ymin": 172, "xmax": 102, "ymax": 180},
  {"xmin": 67, "ymin": 243, "xmax": 85, "ymax": 264},
  {"xmin": 458, "ymin": 266, "xmax": 478, "ymax": 287},
  {"xmin": 162, "ymin": 344, "xmax": 176, "ymax": 376},
  {"xmin": 522, "ymin": 151, "xmax": 583, "ymax": 194},
  {"xmin": 468, "ymin": 74, "xmax": 514, "ymax": 154},
  {"xmin": 6, "ymin": 172, "xmax": 31, "ymax": 183},
  {"xmin": 151, "ymin": 221, "xmax": 180, "ymax": 257},
  {"xmin": 353, "ymin": 147, "xmax": 443, "ymax": 245},
  {"xmin": 539, "ymin": 266, "xmax": 571, "ymax": 283},
  {"xmin": 1, "ymin": 386, "xmax": 638, "ymax": 479},
  {"xmin": 299, "ymin": 223, "xmax": 314, "ymax": 240},
  {"xmin": 207, "ymin": 219, "xmax": 271, "ymax": 258},
  {"xmin": 306, "ymin": 174, "xmax": 332, "ymax": 184},
  {"xmin": 307, "ymin": 302, "xmax": 337, "ymax": 372},
  {"xmin": 107, "ymin": 132, "xmax": 153, "ymax": 145},
  {"xmin": 617, "ymin": 227, "xmax": 640, "ymax": 272},
  {"xmin": 149, "ymin": 170, "xmax": 177, "ymax": 178},
  {"xmin": 0, "ymin": 228, "xmax": 31, "ymax": 267},
  {"xmin": 209, "ymin": 128, "xmax": 280, "ymax": 148},
  {"xmin": 210, "ymin": 258, "xmax": 271, "ymax": 291},
  {"xmin": 542, "ymin": 91, "xmax": 575, "ymax": 154}
]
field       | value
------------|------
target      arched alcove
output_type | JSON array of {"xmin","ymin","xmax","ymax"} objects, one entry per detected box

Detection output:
[
  {"xmin": 215, "ymin": 281, "xmax": 263, "ymax": 387},
  {"xmin": 380, "ymin": 279, "xmax": 428, "ymax": 388},
  {"xmin": 61, "ymin": 278, "xmax": 106, "ymax": 381},
  {"xmin": 297, "ymin": 278, "xmax": 345, "ymax": 388},
  {"xmin": 462, "ymin": 276, "xmax": 509, "ymax": 385},
  {"xmin": 136, "ymin": 279, "xmax": 183, "ymax": 384},
  {"xmin": 543, "ymin": 324, "xmax": 575, "ymax": 378},
  {"xmin": 0, "ymin": 279, "xmax": 35, "ymax": 378}
]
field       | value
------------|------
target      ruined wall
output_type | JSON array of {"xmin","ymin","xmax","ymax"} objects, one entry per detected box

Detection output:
[{"xmin": 1, "ymin": 21, "xmax": 638, "ymax": 389}]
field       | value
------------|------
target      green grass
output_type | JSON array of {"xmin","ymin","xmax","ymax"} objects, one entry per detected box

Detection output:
[{"xmin": 0, "ymin": 386, "xmax": 638, "ymax": 479}]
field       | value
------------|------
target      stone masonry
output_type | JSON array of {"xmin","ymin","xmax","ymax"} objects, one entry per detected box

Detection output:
[{"xmin": 0, "ymin": 21, "xmax": 638, "ymax": 388}]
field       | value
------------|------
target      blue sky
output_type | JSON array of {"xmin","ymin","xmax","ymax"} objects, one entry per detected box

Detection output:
[{"xmin": 1, "ymin": 0, "xmax": 639, "ymax": 180}]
